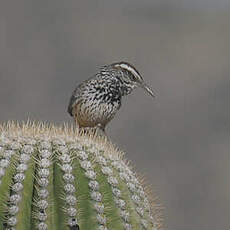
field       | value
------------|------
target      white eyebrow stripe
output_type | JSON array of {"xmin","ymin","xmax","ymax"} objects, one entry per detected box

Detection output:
[{"xmin": 115, "ymin": 63, "xmax": 140, "ymax": 78}]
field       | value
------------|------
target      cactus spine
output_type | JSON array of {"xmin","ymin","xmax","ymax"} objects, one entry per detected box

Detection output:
[{"xmin": 0, "ymin": 121, "xmax": 161, "ymax": 230}]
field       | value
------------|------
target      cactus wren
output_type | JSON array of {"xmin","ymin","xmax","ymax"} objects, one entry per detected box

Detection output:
[{"xmin": 68, "ymin": 62, "xmax": 155, "ymax": 131}]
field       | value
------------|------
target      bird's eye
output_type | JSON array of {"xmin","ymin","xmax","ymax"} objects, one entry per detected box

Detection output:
[{"xmin": 130, "ymin": 75, "xmax": 136, "ymax": 81}]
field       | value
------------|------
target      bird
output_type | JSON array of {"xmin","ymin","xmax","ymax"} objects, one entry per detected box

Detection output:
[{"xmin": 67, "ymin": 61, "xmax": 155, "ymax": 132}]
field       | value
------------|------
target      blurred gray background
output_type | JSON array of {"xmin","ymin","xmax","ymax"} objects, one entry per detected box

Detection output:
[{"xmin": 1, "ymin": 0, "xmax": 230, "ymax": 229}]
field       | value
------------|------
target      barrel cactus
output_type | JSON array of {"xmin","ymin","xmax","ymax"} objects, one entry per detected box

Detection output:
[{"xmin": 0, "ymin": 121, "xmax": 161, "ymax": 230}]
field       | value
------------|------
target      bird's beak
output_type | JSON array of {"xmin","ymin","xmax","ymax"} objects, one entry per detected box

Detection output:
[{"xmin": 140, "ymin": 82, "xmax": 156, "ymax": 98}]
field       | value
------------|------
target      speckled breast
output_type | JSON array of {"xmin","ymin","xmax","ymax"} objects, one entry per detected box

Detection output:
[{"xmin": 73, "ymin": 98, "xmax": 121, "ymax": 129}]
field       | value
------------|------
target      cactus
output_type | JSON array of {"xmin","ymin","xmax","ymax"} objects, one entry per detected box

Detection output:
[{"xmin": 0, "ymin": 121, "xmax": 162, "ymax": 230}]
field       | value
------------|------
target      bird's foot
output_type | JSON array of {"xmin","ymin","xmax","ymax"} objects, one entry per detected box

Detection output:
[{"xmin": 78, "ymin": 126, "xmax": 107, "ymax": 139}]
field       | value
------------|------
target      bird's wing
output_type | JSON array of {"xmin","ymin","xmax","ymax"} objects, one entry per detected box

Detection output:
[{"xmin": 67, "ymin": 86, "xmax": 83, "ymax": 117}]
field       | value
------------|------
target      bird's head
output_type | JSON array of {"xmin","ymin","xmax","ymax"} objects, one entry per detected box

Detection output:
[{"xmin": 111, "ymin": 61, "xmax": 156, "ymax": 97}]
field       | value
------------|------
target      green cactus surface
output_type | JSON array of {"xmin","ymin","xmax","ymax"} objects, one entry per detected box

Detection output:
[{"xmin": 0, "ymin": 121, "xmax": 162, "ymax": 230}]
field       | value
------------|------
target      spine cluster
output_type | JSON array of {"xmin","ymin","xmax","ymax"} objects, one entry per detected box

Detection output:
[
  {"xmin": 96, "ymin": 153, "xmax": 132, "ymax": 230},
  {"xmin": 56, "ymin": 140, "xmax": 78, "ymax": 229},
  {"xmin": 77, "ymin": 148, "xmax": 108, "ymax": 229},
  {"xmin": 33, "ymin": 140, "xmax": 52, "ymax": 230}
]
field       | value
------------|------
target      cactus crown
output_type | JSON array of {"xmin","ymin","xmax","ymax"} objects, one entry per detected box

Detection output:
[{"xmin": 0, "ymin": 121, "xmax": 162, "ymax": 230}]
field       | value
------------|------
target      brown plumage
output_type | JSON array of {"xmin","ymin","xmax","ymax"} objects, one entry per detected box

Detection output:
[{"xmin": 68, "ymin": 62, "xmax": 155, "ymax": 131}]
